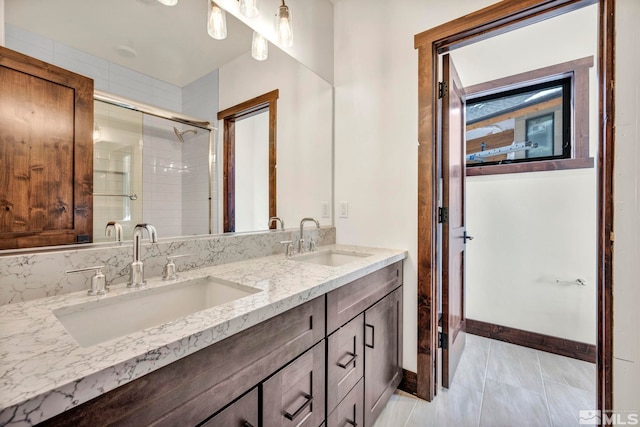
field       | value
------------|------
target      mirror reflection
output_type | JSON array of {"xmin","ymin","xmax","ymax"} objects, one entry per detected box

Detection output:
[{"xmin": 3, "ymin": 0, "xmax": 333, "ymax": 249}]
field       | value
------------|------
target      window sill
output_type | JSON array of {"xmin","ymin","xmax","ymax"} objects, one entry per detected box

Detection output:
[{"xmin": 466, "ymin": 157, "xmax": 595, "ymax": 176}]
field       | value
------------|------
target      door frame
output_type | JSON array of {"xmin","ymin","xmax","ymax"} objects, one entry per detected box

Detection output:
[
  {"xmin": 414, "ymin": 0, "xmax": 614, "ymax": 414},
  {"xmin": 217, "ymin": 89, "xmax": 279, "ymax": 233}
]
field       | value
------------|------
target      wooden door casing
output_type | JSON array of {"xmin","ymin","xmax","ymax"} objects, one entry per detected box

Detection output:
[{"xmin": 441, "ymin": 54, "xmax": 467, "ymax": 389}]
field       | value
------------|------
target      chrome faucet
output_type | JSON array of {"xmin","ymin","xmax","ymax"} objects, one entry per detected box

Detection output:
[
  {"xmin": 298, "ymin": 217, "xmax": 320, "ymax": 253},
  {"xmin": 105, "ymin": 221, "xmax": 123, "ymax": 242},
  {"xmin": 269, "ymin": 216, "xmax": 285, "ymax": 231},
  {"xmin": 128, "ymin": 223, "xmax": 158, "ymax": 287}
]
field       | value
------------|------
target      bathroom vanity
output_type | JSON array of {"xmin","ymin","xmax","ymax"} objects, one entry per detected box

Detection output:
[{"xmin": 0, "ymin": 245, "xmax": 406, "ymax": 427}]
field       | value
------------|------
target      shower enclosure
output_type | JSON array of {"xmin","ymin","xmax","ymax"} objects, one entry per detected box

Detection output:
[{"xmin": 93, "ymin": 94, "xmax": 215, "ymax": 242}]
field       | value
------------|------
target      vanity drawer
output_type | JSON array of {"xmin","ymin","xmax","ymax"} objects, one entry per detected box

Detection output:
[
  {"xmin": 326, "ymin": 261, "xmax": 402, "ymax": 334},
  {"xmin": 200, "ymin": 387, "xmax": 258, "ymax": 427},
  {"xmin": 327, "ymin": 378, "xmax": 364, "ymax": 427},
  {"xmin": 327, "ymin": 313, "xmax": 364, "ymax": 414},
  {"xmin": 263, "ymin": 341, "xmax": 326, "ymax": 427}
]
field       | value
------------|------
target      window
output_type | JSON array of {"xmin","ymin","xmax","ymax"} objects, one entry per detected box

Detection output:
[{"xmin": 464, "ymin": 57, "xmax": 594, "ymax": 175}]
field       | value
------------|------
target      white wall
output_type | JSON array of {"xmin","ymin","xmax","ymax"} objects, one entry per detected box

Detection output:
[
  {"xmin": 613, "ymin": 0, "xmax": 640, "ymax": 414},
  {"xmin": 457, "ymin": 6, "xmax": 598, "ymax": 345},
  {"xmin": 333, "ymin": 0, "xmax": 501, "ymax": 373},
  {"xmin": 216, "ymin": 0, "xmax": 334, "ymax": 83},
  {"xmin": 219, "ymin": 46, "xmax": 333, "ymax": 233},
  {"xmin": 5, "ymin": 25, "xmax": 182, "ymax": 112},
  {"xmin": 235, "ymin": 111, "xmax": 270, "ymax": 232}
]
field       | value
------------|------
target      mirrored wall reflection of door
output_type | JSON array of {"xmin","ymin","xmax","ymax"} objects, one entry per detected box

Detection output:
[{"xmin": 218, "ymin": 90, "xmax": 278, "ymax": 233}]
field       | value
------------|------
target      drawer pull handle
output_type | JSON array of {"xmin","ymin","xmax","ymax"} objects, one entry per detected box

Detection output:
[
  {"xmin": 243, "ymin": 422, "xmax": 255, "ymax": 427},
  {"xmin": 284, "ymin": 393, "xmax": 313, "ymax": 421},
  {"xmin": 365, "ymin": 323, "xmax": 375, "ymax": 349},
  {"xmin": 337, "ymin": 352, "xmax": 358, "ymax": 369}
]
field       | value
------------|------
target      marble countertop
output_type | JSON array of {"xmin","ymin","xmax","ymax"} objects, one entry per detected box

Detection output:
[{"xmin": 0, "ymin": 244, "xmax": 407, "ymax": 425}]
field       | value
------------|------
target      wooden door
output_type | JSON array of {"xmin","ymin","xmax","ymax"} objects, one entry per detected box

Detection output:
[
  {"xmin": 441, "ymin": 54, "xmax": 467, "ymax": 388},
  {"xmin": 364, "ymin": 287, "xmax": 402, "ymax": 427},
  {"xmin": 0, "ymin": 46, "xmax": 93, "ymax": 249}
]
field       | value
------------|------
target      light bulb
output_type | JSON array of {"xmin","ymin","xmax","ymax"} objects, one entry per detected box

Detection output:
[
  {"xmin": 277, "ymin": 3, "xmax": 293, "ymax": 47},
  {"xmin": 239, "ymin": 0, "xmax": 259, "ymax": 17},
  {"xmin": 207, "ymin": 1, "xmax": 227, "ymax": 40},
  {"xmin": 251, "ymin": 31, "xmax": 268, "ymax": 61},
  {"xmin": 157, "ymin": 0, "xmax": 178, "ymax": 5}
]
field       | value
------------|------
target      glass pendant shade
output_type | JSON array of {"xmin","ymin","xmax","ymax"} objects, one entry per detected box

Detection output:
[
  {"xmin": 207, "ymin": 1, "xmax": 227, "ymax": 40},
  {"xmin": 157, "ymin": 0, "xmax": 178, "ymax": 6},
  {"xmin": 251, "ymin": 31, "xmax": 268, "ymax": 61},
  {"xmin": 277, "ymin": 3, "xmax": 293, "ymax": 47},
  {"xmin": 239, "ymin": 0, "xmax": 259, "ymax": 18}
]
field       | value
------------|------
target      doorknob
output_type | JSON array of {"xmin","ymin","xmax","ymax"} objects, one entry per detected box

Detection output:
[{"xmin": 463, "ymin": 231, "xmax": 474, "ymax": 242}]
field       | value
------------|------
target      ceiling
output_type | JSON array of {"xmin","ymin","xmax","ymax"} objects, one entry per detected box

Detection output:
[{"xmin": 5, "ymin": 0, "xmax": 254, "ymax": 87}]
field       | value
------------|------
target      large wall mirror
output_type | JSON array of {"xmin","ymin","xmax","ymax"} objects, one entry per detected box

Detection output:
[{"xmin": 2, "ymin": 0, "xmax": 332, "ymax": 248}]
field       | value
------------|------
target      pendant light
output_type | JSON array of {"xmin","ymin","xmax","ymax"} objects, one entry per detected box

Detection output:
[
  {"xmin": 207, "ymin": 1, "xmax": 227, "ymax": 40},
  {"xmin": 251, "ymin": 31, "xmax": 268, "ymax": 61},
  {"xmin": 277, "ymin": 0, "xmax": 293, "ymax": 47},
  {"xmin": 157, "ymin": 0, "xmax": 178, "ymax": 6},
  {"xmin": 239, "ymin": 0, "xmax": 259, "ymax": 18}
]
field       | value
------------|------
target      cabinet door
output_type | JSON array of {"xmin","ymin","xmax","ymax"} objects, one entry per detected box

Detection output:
[
  {"xmin": 201, "ymin": 388, "xmax": 258, "ymax": 427},
  {"xmin": 327, "ymin": 313, "xmax": 364, "ymax": 414},
  {"xmin": 263, "ymin": 341, "xmax": 326, "ymax": 427},
  {"xmin": 0, "ymin": 46, "xmax": 93, "ymax": 249},
  {"xmin": 364, "ymin": 287, "xmax": 403, "ymax": 427},
  {"xmin": 327, "ymin": 378, "xmax": 364, "ymax": 427}
]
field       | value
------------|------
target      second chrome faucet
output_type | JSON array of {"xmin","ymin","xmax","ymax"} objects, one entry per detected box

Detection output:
[
  {"xmin": 298, "ymin": 217, "xmax": 320, "ymax": 253},
  {"xmin": 128, "ymin": 224, "xmax": 158, "ymax": 287}
]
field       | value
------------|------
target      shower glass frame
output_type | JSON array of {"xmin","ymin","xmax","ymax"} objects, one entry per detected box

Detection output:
[{"xmin": 93, "ymin": 90, "xmax": 218, "ymax": 235}]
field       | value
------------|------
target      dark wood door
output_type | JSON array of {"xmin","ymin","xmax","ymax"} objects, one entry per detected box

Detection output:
[
  {"xmin": 201, "ymin": 388, "xmax": 258, "ymax": 427},
  {"xmin": 262, "ymin": 341, "xmax": 326, "ymax": 427},
  {"xmin": 327, "ymin": 378, "xmax": 364, "ymax": 427},
  {"xmin": 441, "ymin": 53, "xmax": 467, "ymax": 388},
  {"xmin": 0, "ymin": 46, "xmax": 93, "ymax": 249},
  {"xmin": 364, "ymin": 287, "xmax": 402, "ymax": 427}
]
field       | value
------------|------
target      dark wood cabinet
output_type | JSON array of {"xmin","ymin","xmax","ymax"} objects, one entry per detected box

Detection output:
[
  {"xmin": 263, "ymin": 341, "xmax": 326, "ymax": 427},
  {"xmin": 200, "ymin": 388, "xmax": 258, "ymax": 427},
  {"xmin": 327, "ymin": 313, "xmax": 364, "ymax": 414},
  {"xmin": 364, "ymin": 287, "xmax": 403, "ymax": 427},
  {"xmin": 327, "ymin": 378, "xmax": 364, "ymax": 427},
  {"xmin": 0, "ymin": 46, "xmax": 93, "ymax": 249}
]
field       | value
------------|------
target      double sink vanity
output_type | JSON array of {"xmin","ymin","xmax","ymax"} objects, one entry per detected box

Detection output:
[{"xmin": 0, "ymin": 239, "xmax": 406, "ymax": 427}]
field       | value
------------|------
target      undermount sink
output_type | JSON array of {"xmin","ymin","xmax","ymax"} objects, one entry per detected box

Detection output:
[
  {"xmin": 293, "ymin": 249, "xmax": 372, "ymax": 267},
  {"xmin": 54, "ymin": 277, "xmax": 261, "ymax": 347}
]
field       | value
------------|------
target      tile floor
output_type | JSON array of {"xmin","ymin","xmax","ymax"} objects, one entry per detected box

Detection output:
[{"xmin": 373, "ymin": 334, "xmax": 596, "ymax": 427}]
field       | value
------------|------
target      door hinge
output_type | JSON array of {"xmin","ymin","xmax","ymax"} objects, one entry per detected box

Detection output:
[
  {"xmin": 438, "ymin": 332, "xmax": 448, "ymax": 350},
  {"xmin": 438, "ymin": 207, "xmax": 448, "ymax": 224},
  {"xmin": 438, "ymin": 81, "xmax": 449, "ymax": 99}
]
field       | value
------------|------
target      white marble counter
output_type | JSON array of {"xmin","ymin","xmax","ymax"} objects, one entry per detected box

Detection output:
[{"xmin": 0, "ymin": 244, "xmax": 406, "ymax": 426}]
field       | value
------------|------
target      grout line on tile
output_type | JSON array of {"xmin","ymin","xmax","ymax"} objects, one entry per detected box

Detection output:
[{"xmin": 401, "ymin": 399, "xmax": 418, "ymax": 427}]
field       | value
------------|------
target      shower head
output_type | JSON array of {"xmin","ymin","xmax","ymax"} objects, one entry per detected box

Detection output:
[{"xmin": 173, "ymin": 126, "xmax": 197, "ymax": 143}]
